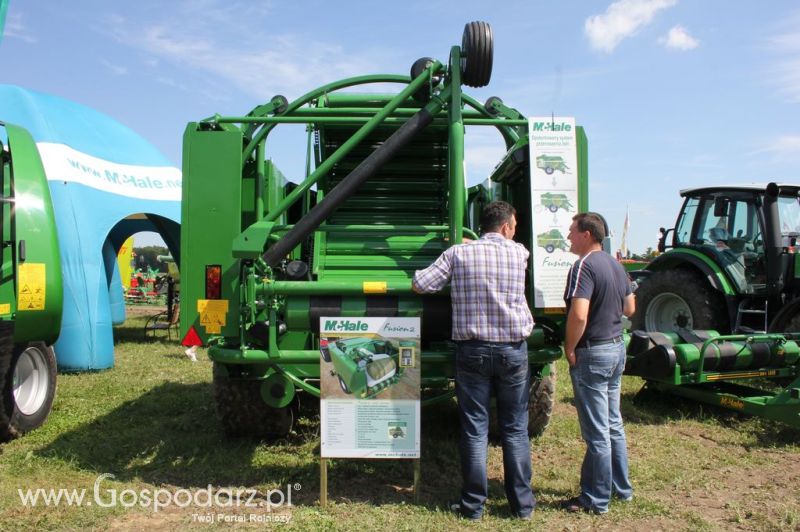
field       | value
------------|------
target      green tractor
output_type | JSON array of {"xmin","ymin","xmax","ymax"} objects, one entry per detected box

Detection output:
[
  {"xmin": 540, "ymin": 192, "xmax": 573, "ymax": 213},
  {"xmin": 535, "ymin": 154, "xmax": 569, "ymax": 175},
  {"xmin": 628, "ymin": 183, "xmax": 800, "ymax": 428},
  {"xmin": 632, "ymin": 183, "xmax": 800, "ymax": 334},
  {"xmin": 537, "ymin": 229, "xmax": 569, "ymax": 253},
  {"xmin": 0, "ymin": 122, "xmax": 63, "ymax": 441},
  {"xmin": 179, "ymin": 23, "xmax": 589, "ymax": 438}
]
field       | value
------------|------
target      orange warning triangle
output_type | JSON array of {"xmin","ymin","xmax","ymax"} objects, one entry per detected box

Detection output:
[{"xmin": 181, "ymin": 326, "xmax": 203, "ymax": 347}]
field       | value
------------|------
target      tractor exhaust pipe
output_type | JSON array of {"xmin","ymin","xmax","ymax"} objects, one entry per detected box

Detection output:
[
  {"xmin": 763, "ymin": 182, "xmax": 783, "ymax": 296},
  {"xmin": 262, "ymin": 107, "xmax": 434, "ymax": 267}
]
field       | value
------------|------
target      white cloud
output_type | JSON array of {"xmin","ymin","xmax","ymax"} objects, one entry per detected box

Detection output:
[
  {"xmin": 3, "ymin": 12, "xmax": 37, "ymax": 43},
  {"xmin": 767, "ymin": 20, "xmax": 800, "ymax": 103},
  {"xmin": 750, "ymin": 135, "xmax": 800, "ymax": 161},
  {"xmin": 659, "ymin": 25, "xmax": 699, "ymax": 51},
  {"xmin": 101, "ymin": 5, "xmax": 388, "ymax": 102},
  {"xmin": 585, "ymin": 0, "xmax": 677, "ymax": 53},
  {"xmin": 100, "ymin": 59, "xmax": 128, "ymax": 76}
]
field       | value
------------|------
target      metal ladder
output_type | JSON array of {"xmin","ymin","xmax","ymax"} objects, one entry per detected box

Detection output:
[{"xmin": 734, "ymin": 299, "xmax": 768, "ymax": 333}]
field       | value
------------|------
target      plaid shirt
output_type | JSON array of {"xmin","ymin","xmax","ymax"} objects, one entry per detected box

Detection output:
[{"xmin": 413, "ymin": 232, "xmax": 534, "ymax": 342}]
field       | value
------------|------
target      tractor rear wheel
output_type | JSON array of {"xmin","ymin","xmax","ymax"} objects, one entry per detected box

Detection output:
[
  {"xmin": 213, "ymin": 363, "xmax": 294, "ymax": 438},
  {"xmin": 528, "ymin": 363, "xmax": 556, "ymax": 438},
  {"xmin": 631, "ymin": 269, "xmax": 728, "ymax": 333},
  {"xmin": 461, "ymin": 21, "xmax": 493, "ymax": 87},
  {"xmin": 1, "ymin": 339, "xmax": 57, "ymax": 441}
]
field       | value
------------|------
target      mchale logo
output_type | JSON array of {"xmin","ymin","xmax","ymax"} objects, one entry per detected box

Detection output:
[
  {"xmin": 322, "ymin": 319, "xmax": 369, "ymax": 332},
  {"xmin": 532, "ymin": 121, "xmax": 572, "ymax": 132}
]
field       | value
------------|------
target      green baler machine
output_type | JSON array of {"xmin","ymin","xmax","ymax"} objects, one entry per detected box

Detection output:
[
  {"xmin": 180, "ymin": 23, "xmax": 588, "ymax": 437},
  {"xmin": 0, "ymin": 122, "xmax": 63, "ymax": 441}
]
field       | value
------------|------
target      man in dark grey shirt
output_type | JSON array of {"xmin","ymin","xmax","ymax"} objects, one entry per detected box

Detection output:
[{"xmin": 561, "ymin": 212, "xmax": 635, "ymax": 515}]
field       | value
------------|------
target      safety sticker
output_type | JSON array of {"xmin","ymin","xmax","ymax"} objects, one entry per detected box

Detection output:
[
  {"xmin": 18, "ymin": 263, "xmax": 46, "ymax": 311},
  {"xmin": 0, "ymin": 303, "xmax": 10, "ymax": 314},
  {"xmin": 197, "ymin": 299, "xmax": 229, "ymax": 334}
]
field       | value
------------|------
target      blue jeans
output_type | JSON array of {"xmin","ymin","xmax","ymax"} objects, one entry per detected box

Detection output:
[
  {"xmin": 569, "ymin": 342, "xmax": 633, "ymax": 513},
  {"xmin": 455, "ymin": 340, "xmax": 535, "ymax": 519}
]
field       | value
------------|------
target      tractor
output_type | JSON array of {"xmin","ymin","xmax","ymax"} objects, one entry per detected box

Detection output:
[
  {"xmin": 179, "ymin": 23, "xmax": 589, "ymax": 438},
  {"xmin": 632, "ymin": 183, "xmax": 800, "ymax": 335},
  {"xmin": 627, "ymin": 183, "xmax": 800, "ymax": 428}
]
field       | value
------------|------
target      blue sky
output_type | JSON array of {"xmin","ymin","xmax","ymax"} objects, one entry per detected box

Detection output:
[{"xmin": 2, "ymin": 0, "xmax": 800, "ymax": 253}]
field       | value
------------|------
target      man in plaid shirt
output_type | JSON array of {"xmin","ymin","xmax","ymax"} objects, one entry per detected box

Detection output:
[{"xmin": 413, "ymin": 201, "xmax": 535, "ymax": 520}]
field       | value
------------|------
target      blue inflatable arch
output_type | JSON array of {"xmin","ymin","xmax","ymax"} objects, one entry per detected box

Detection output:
[{"xmin": 0, "ymin": 84, "xmax": 181, "ymax": 370}]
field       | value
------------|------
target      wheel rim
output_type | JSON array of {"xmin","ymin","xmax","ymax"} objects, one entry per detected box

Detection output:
[
  {"xmin": 646, "ymin": 292, "xmax": 693, "ymax": 331},
  {"xmin": 545, "ymin": 167, "xmax": 554, "ymax": 175},
  {"xmin": 12, "ymin": 346, "xmax": 50, "ymax": 416}
]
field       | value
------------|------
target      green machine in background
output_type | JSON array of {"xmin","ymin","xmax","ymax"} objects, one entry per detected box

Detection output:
[
  {"xmin": 180, "ymin": 22, "xmax": 589, "ymax": 437},
  {"xmin": 0, "ymin": 122, "xmax": 63, "ymax": 441}
]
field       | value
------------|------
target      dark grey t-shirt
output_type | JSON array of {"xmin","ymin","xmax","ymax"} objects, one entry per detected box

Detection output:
[{"xmin": 564, "ymin": 250, "xmax": 631, "ymax": 344}]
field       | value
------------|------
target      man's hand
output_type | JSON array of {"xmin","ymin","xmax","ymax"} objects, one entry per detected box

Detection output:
[{"xmin": 566, "ymin": 350, "xmax": 577, "ymax": 368}]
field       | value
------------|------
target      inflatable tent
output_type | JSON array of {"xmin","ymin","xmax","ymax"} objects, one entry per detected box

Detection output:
[{"xmin": 0, "ymin": 84, "xmax": 180, "ymax": 370}]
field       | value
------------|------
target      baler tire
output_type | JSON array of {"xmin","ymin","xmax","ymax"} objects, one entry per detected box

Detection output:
[
  {"xmin": 320, "ymin": 347, "xmax": 331, "ymax": 364},
  {"xmin": 461, "ymin": 21, "xmax": 493, "ymax": 87},
  {"xmin": 545, "ymin": 244, "xmax": 555, "ymax": 253},
  {"xmin": 528, "ymin": 363, "xmax": 556, "ymax": 438},
  {"xmin": 410, "ymin": 57, "xmax": 436, "ymax": 103},
  {"xmin": 630, "ymin": 269, "xmax": 728, "ymax": 333},
  {"xmin": 545, "ymin": 167, "xmax": 554, "ymax": 175},
  {"xmin": 484, "ymin": 96, "xmax": 502, "ymax": 116},
  {"xmin": 1, "ymin": 341, "xmax": 57, "ymax": 441},
  {"xmin": 338, "ymin": 376, "xmax": 351, "ymax": 394},
  {"xmin": 213, "ymin": 365, "xmax": 294, "ymax": 438}
]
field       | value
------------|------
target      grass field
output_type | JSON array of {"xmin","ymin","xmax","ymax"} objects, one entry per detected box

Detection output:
[{"xmin": 1, "ymin": 315, "xmax": 798, "ymax": 530}]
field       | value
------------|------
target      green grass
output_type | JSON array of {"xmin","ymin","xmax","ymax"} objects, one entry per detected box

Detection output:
[{"xmin": 1, "ymin": 315, "xmax": 798, "ymax": 530}]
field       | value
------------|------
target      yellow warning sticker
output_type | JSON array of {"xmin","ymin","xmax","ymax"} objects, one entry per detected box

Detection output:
[
  {"xmin": 197, "ymin": 299, "xmax": 229, "ymax": 334},
  {"xmin": 18, "ymin": 263, "xmax": 46, "ymax": 311},
  {"xmin": 363, "ymin": 281, "xmax": 387, "ymax": 294},
  {"xmin": 0, "ymin": 303, "xmax": 10, "ymax": 314}
]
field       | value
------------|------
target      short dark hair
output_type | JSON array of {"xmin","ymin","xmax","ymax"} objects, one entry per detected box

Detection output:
[
  {"xmin": 480, "ymin": 201, "xmax": 516, "ymax": 233},
  {"xmin": 572, "ymin": 212, "xmax": 606, "ymax": 243}
]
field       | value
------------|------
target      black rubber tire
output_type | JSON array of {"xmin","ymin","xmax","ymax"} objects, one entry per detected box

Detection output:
[
  {"xmin": 461, "ymin": 21, "xmax": 493, "ymax": 87},
  {"xmin": 528, "ymin": 363, "xmax": 556, "ymax": 438},
  {"xmin": 545, "ymin": 167, "xmax": 554, "ymax": 175},
  {"xmin": 630, "ymin": 269, "xmax": 728, "ymax": 333},
  {"xmin": 272, "ymin": 95, "xmax": 288, "ymax": 114},
  {"xmin": 320, "ymin": 347, "xmax": 331, "ymax": 363},
  {"xmin": 213, "ymin": 363, "xmax": 294, "ymax": 438},
  {"xmin": 410, "ymin": 57, "xmax": 436, "ymax": 103},
  {"xmin": 548, "ymin": 204, "xmax": 559, "ymax": 213},
  {"xmin": 484, "ymin": 96, "xmax": 502, "ymax": 116},
  {"xmin": 1, "ymin": 341, "xmax": 57, "ymax": 441},
  {"xmin": 338, "ymin": 376, "xmax": 351, "ymax": 394},
  {"xmin": 545, "ymin": 244, "xmax": 555, "ymax": 253}
]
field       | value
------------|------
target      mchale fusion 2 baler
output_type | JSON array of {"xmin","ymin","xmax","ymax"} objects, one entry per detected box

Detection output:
[{"xmin": 180, "ymin": 23, "xmax": 588, "ymax": 437}]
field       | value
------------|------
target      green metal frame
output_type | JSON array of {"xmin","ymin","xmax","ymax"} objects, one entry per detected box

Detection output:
[
  {"xmin": 179, "ymin": 42, "xmax": 586, "ymax": 407},
  {"xmin": 628, "ymin": 332, "xmax": 800, "ymax": 428}
]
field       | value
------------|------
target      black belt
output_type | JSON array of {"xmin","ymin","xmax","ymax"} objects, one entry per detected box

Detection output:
[{"xmin": 577, "ymin": 336, "xmax": 623, "ymax": 348}]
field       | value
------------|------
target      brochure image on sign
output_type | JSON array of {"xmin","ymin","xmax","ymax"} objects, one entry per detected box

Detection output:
[{"xmin": 321, "ymin": 336, "xmax": 420, "ymax": 400}]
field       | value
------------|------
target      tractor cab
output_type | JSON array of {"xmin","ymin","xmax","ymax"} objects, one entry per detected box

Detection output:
[{"xmin": 639, "ymin": 183, "xmax": 800, "ymax": 334}]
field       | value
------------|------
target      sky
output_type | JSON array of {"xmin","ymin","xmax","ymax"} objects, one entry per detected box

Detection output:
[{"xmin": 2, "ymin": 0, "xmax": 800, "ymax": 253}]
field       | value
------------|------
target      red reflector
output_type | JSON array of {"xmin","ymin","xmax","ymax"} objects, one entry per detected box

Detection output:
[
  {"xmin": 206, "ymin": 265, "xmax": 222, "ymax": 299},
  {"xmin": 181, "ymin": 326, "xmax": 203, "ymax": 347}
]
